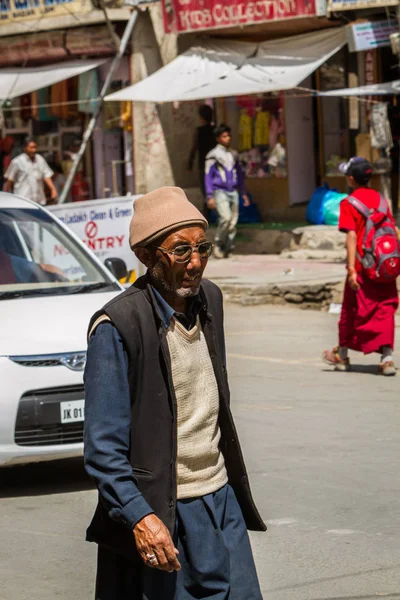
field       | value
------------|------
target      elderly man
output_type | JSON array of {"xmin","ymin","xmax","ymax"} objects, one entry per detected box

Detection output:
[{"xmin": 84, "ymin": 187, "xmax": 266, "ymax": 600}]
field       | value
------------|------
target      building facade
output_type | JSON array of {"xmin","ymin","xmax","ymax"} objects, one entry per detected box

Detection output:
[
  {"xmin": 0, "ymin": 0, "xmax": 135, "ymax": 201},
  {"xmin": 128, "ymin": 0, "xmax": 400, "ymax": 220}
]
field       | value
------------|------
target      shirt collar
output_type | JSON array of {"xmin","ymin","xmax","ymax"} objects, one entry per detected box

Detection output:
[
  {"xmin": 152, "ymin": 287, "xmax": 175, "ymax": 328},
  {"xmin": 151, "ymin": 286, "xmax": 203, "ymax": 329},
  {"xmin": 23, "ymin": 152, "xmax": 36, "ymax": 163}
]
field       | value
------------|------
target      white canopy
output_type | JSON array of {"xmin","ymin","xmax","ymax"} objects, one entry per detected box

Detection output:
[
  {"xmin": 105, "ymin": 28, "xmax": 346, "ymax": 103},
  {"xmin": 0, "ymin": 59, "xmax": 105, "ymax": 101},
  {"xmin": 320, "ymin": 80, "xmax": 400, "ymax": 97}
]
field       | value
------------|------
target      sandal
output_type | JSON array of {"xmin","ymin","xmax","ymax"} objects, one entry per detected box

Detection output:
[
  {"xmin": 323, "ymin": 347, "xmax": 350, "ymax": 372},
  {"xmin": 379, "ymin": 361, "xmax": 396, "ymax": 377}
]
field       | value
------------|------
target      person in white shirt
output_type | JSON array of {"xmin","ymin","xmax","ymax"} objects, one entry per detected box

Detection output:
[{"xmin": 5, "ymin": 138, "xmax": 58, "ymax": 205}]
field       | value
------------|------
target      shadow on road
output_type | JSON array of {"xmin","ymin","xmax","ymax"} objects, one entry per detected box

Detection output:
[
  {"xmin": 0, "ymin": 457, "xmax": 95, "ymax": 498},
  {"xmin": 322, "ymin": 365, "xmax": 381, "ymax": 376},
  {"xmin": 266, "ymin": 563, "xmax": 400, "ymax": 595},
  {"xmin": 309, "ymin": 595, "xmax": 399, "ymax": 600}
]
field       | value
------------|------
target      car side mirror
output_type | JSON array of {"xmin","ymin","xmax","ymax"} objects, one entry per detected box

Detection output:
[{"xmin": 104, "ymin": 257, "xmax": 128, "ymax": 281}]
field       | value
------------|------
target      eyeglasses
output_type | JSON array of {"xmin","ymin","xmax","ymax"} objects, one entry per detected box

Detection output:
[{"xmin": 155, "ymin": 241, "xmax": 213, "ymax": 264}]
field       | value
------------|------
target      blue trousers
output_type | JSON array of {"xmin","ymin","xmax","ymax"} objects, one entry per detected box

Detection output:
[{"xmin": 95, "ymin": 485, "xmax": 262, "ymax": 600}]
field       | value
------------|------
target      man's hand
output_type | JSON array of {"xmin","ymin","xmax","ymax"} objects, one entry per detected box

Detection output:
[
  {"xmin": 4, "ymin": 179, "xmax": 13, "ymax": 194},
  {"xmin": 44, "ymin": 177, "xmax": 58, "ymax": 202},
  {"xmin": 242, "ymin": 194, "xmax": 251, "ymax": 207},
  {"xmin": 348, "ymin": 269, "xmax": 360, "ymax": 291},
  {"xmin": 207, "ymin": 197, "xmax": 216, "ymax": 210},
  {"xmin": 133, "ymin": 514, "xmax": 181, "ymax": 573}
]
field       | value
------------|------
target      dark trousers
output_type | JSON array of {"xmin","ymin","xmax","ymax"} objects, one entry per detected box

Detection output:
[{"xmin": 95, "ymin": 484, "xmax": 262, "ymax": 600}]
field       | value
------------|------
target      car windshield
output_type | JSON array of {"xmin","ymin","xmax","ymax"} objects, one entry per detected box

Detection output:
[{"xmin": 0, "ymin": 206, "xmax": 119, "ymax": 299}]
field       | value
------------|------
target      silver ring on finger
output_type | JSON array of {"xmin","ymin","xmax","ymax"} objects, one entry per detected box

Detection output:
[{"xmin": 146, "ymin": 553, "xmax": 158, "ymax": 566}]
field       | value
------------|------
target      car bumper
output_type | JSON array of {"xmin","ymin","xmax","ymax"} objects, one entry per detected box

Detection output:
[
  {"xmin": 0, "ymin": 444, "xmax": 83, "ymax": 467},
  {"xmin": 0, "ymin": 356, "xmax": 85, "ymax": 467}
]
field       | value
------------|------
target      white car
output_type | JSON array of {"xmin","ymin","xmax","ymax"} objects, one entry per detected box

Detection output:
[{"xmin": 0, "ymin": 193, "xmax": 125, "ymax": 467}]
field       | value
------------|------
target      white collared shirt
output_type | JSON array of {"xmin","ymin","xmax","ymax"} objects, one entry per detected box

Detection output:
[{"xmin": 5, "ymin": 153, "xmax": 53, "ymax": 205}]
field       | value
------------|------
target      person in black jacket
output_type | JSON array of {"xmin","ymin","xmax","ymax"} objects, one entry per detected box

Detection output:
[
  {"xmin": 188, "ymin": 105, "xmax": 216, "ymax": 213},
  {"xmin": 84, "ymin": 186, "xmax": 266, "ymax": 600}
]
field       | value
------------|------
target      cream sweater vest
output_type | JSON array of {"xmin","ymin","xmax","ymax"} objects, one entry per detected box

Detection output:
[{"xmin": 166, "ymin": 316, "xmax": 228, "ymax": 500}]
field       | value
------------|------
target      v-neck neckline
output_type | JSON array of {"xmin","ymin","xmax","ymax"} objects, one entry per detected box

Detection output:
[{"xmin": 170, "ymin": 316, "xmax": 200, "ymax": 340}]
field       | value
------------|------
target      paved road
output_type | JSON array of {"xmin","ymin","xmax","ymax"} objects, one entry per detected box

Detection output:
[{"xmin": 1, "ymin": 305, "xmax": 400, "ymax": 600}]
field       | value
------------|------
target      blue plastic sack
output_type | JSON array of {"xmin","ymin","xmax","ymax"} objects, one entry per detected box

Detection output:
[
  {"xmin": 306, "ymin": 183, "xmax": 331, "ymax": 225},
  {"xmin": 208, "ymin": 193, "xmax": 261, "ymax": 224},
  {"xmin": 239, "ymin": 193, "xmax": 261, "ymax": 224},
  {"xmin": 323, "ymin": 191, "xmax": 347, "ymax": 226}
]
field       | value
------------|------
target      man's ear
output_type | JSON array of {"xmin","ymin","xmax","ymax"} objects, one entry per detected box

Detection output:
[
  {"xmin": 134, "ymin": 246, "xmax": 152, "ymax": 268},
  {"xmin": 348, "ymin": 175, "xmax": 356, "ymax": 189}
]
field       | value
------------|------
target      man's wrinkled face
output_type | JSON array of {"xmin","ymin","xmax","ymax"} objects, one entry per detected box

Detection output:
[{"xmin": 136, "ymin": 226, "xmax": 208, "ymax": 298}]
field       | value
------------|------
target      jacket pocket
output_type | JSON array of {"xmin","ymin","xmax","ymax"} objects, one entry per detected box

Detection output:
[{"xmin": 132, "ymin": 466, "xmax": 153, "ymax": 477}]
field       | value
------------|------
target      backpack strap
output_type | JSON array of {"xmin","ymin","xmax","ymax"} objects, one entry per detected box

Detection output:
[
  {"xmin": 347, "ymin": 195, "xmax": 371, "ymax": 219},
  {"xmin": 378, "ymin": 194, "xmax": 389, "ymax": 215},
  {"xmin": 347, "ymin": 195, "xmax": 376, "ymax": 255}
]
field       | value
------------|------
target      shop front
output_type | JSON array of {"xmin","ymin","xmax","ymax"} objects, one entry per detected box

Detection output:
[
  {"xmin": 316, "ymin": 16, "xmax": 400, "ymax": 210},
  {"xmin": 107, "ymin": 25, "xmax": 346, "ymax": 222},
  {"xmin": 0, "ymin": 9, "xmax": 135, "ymax": 203}
]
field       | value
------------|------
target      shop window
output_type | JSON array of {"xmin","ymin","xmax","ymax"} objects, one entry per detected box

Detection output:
[{"xmin": 224, "ymin": 94, "xmax": 287, "ymax": 179}]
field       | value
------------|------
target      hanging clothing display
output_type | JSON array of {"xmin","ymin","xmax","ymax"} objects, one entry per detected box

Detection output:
[
  {"xmin": 370, "ymin": 103, "xmax": 393, "ymax": 150},
  {"xmin": 78, "ymin": 70, "xmax": 99, "ymax": 114},
  {"xmin": 20, "ymin": 94, "xmax": 32, "ymax": 121},
  {"xmin": 50, "ymin": 80, "xmax": 69, "ymax": 120},
  {"xmin": 67, "ymin": 77, "xmax": 79, "ymax": 119},
  {"xmin": 269, "ymin": 115, "xmax": 280, "ymax": 148},
  {"xmin": 254, "ymin": 110, "xmax": 270, "ymax": 146},
  {"xmin": 120, "ymin": 101, "xmax": 132, "ymax": 131},
  {"xmin": 238, "ymin": 109, "xmax": 252, "ymax": 152},
  {"xmin": 31, "ymin": 90, "xmax": 39, "ymax": 120},
  {"xmin": 37, "ymin": 88, "xmax": 52, "ymax": 121}
]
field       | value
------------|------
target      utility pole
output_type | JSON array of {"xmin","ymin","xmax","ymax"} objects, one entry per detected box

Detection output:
[{"xmin": 58, "ymin": 8, "xmax": 138, "ymax": 204}]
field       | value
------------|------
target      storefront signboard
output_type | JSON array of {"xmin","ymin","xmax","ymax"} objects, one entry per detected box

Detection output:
[
  {"xmin": 328, "ymin": 0, "xmax": 398, "ymax": 11},
  {"xmin": 48, "ymin": 196, "xmax": 140, "ymax": 279},
  {"xmin": 347, "ymin": 20, "xmax": 398, "ymax": 52},
  {"xmin": 0, "ymin": 0, "xmax": 92, "ymax": 27},
  {"xmin": 162, "ymin": 0, "xmax": 318, "ymax": 34}
]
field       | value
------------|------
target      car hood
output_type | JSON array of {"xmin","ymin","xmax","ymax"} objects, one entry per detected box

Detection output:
[{"xmin": 0, "ymin": 291, "xmax": 120, "ymax": 356}]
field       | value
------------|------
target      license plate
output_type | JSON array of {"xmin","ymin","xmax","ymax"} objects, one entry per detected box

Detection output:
[{"xmin": 60, "ymin": 399, "xmax": 85, "ymax": 424}]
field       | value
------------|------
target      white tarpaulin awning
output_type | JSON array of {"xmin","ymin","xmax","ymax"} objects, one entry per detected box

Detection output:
[
  {"xmin": 320, "ymin": 80, "xmax": 400, "ymax": 96},
  {"xmin": 105, "ymin": 28, "xmax": 346, "ymax": 103},
  {"xmin": 0, "ymin": 59, "xmax": 106, "ymax": 101}
]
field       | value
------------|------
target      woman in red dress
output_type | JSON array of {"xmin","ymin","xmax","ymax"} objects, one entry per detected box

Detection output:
[{"xmin": 324, "ymin": 157, "xmax": 398, "ymax": 376}]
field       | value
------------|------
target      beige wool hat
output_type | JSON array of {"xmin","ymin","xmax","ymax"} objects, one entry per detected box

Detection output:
[{"xmin": 129, "ymin": 186, "xmax": 208, "ymax": 248}]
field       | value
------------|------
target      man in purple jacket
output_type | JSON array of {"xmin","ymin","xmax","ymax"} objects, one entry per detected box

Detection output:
[{"xmin": 205, "ymin": 124, "xmax": 250, "ymax": 259}]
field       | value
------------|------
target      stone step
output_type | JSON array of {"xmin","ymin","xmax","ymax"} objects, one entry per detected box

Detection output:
[
  {"xmin": 218, "ymin": 278, "xmax": 345, "ymax": 310},
  {"xmin": 280, "ymin": 249, "xmax": 346, "ymax": 262}
]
